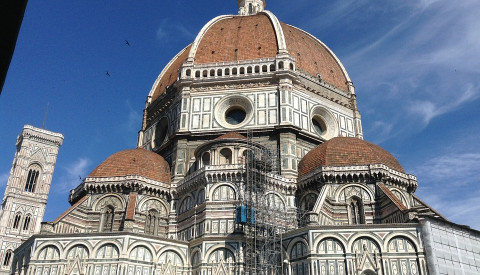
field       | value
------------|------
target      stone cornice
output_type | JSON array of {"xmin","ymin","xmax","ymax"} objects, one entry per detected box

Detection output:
[
  {"xmin": 298, "ymin": 164, "xmax": 417, "ymax": 191},
  {"xmin": 21, "ymin": 125, "xmax": 64, "ymax": 146},
  {"xmin": 69, "ymin": 175, "xmax": 171, "ymax": 203}
]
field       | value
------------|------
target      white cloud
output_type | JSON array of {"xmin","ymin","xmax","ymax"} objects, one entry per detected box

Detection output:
[
  {"xmin": 415, "ymin": 152, "xmax": 480, "ymax": 229},
  {"xmin": 416, "ymin": 153, "xmax": 480, "ymax": 184},
  {"xmin": 156, "ymin": 19, "xmax": 194, "ymax": 41},
  {"xmin": 58, "ymin": 158, "xmax": 91, "ymax": 192},
  {"xmin": 406, "ymin": 84, "xmax": 479, "ymax": 126},
  {"xmin": 337, "ymin": 0, "xmax": 480, "ymax": 141}
]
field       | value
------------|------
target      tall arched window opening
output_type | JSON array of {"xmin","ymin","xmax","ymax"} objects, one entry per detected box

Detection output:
[
  {"xmin": 13, "ymin": 214, "xmax": 21, "ymax": 229},
  {"xmin": 23, "ymin": 216, "xmax": 31, "ymax": 231},
  {"xmin": 102, "ymin": 206, "xmax": 115, "ymax": 232},
  {"xmin": 348, "ymin": 197, "xmax": 365, "ymax": 224},
  {"xmin": 25, "ymin": 165, "xmax": 41, "ymax": 192},
  {"xmin": 202, "ymin": 152, "xmax": 210, "ymax": 166},
  {"xmin": 2, "ymin": 250, "xmax": 12, "ymax": 267},
  {"xmin": 220, "ymin": 148, "xmax": 232, "ymax": 165},
  {"xmin": 145, "ymin": 209, "xmax": 159, "ymax": 236}
]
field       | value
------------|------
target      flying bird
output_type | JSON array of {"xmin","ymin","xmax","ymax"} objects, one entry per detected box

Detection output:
[
  {"xmin": 106, "ymin": 71, "xmax": 110, "ymax": 77},
  {"xmin": 125, "ymin": 40, "xmax": 130, "ymax": 46}
]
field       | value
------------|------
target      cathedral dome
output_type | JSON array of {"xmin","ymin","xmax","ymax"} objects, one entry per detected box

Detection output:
[
  {"xmin": 149, "ymin": 11, "xmax": 351, "ymax": 102},
  {"xmin": 298, "ymin": 137, "xmax": 405, "ymax": 178},
  {"xmin": 88, "ymin": 148, "xmax": 171, "ymax": 183}
]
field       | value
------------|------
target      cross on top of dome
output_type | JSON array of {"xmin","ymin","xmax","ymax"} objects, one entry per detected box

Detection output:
[{"xmin": 238, "ymin": 0, "xmax": 266, "ymax": 15}]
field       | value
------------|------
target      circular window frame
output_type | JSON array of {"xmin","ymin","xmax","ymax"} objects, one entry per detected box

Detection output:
[
  {"xmin": 153, "ymin": 117, "xmax": 169, "ymax": 148},
  {"xmin": 310, "ymin": 106, "xmax": 338, "ymax": 139},
  {"xmin": 214, "ymin": 95, "xmax": 253, "ymax": 129},
  {"xmin": 225, "ymin": 107, "xmax": 247, "ymax": 125}
]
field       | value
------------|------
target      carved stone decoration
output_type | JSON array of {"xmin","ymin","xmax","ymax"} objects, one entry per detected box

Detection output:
[
  {"xmin": 353, "ymin": 240, "xmax": 382, "ymax": 275},
  {"xmin": 139, "ymin": 199, "xmax": 168, "ymax": 215},
  {"xmin": 95, "ymin": 195, "xmax": 124, "ymax": 211}
]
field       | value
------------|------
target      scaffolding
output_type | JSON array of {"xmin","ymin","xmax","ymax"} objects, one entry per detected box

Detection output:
[{"xmin": 236, "ymin": 130, "xmax": 287, "ymax": 275}]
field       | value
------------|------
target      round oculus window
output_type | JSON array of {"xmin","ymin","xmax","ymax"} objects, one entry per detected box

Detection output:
[
  {"xmin": 312, "ymin": 116, "xmax": 326, "ymax": 136},
  {"xmin": 214, "ymin": 95, "xmax": 253, "ymax": 129},
  {"xmin": 225, "ymin": 108, "xmax": 247, "ymax": 125},
  {"xmin": 155, "ymin": 117, "xmax": 168, "ymax": 147}
]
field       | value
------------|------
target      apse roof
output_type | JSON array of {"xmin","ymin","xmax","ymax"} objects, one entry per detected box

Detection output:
[{"xmin": 298, "ymin": 137, "xmax": 406, "ymax": 178}]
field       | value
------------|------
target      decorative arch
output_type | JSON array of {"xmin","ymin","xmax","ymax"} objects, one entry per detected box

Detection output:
[
  {"xmin": 212, "ymin": 184, "xmax": 236, "ymax": 201},
  {"xmin": 93, "ymin": 194, "xmax": 125, "ymax": 211},
  {"xmin": 204, "ymin": 244, "xmax": 236, "ymax": 262},
  {"xmin": 351, "ymin": 236, "xmax": 381, "ymax": 254},
  {"xmin": 206, "ymin": 248, "xmax": 236, "ymax": 275},
  {"xmin": 383, "ymin": 232, "xmax": 420, "ymax": 252},
  {"xmin": 288, "ymin": 238, "xmax": 310, "ymax": 275},
  {"xmin": 385, "ymin": 235, "xmax": 421, "ymax": 275},
  {"xmin": 129, "ymin": 245, "xmax": 154, "ymax": 262},
  {"xmin": 93, "ymin": 241, "xmax": 121, "ymax": 259},
  {"xmin": 315, "ymin": 237, "xmax": 347, "ymax": 275},
  {"xmin": 335, "ymin": 184, "xmax": 374, "ymax": 203},
  {"xmin": 191, "ymin": 249, "xmax": 201, "ymax": 267},
  {"xmin": 158, "ymin": 250, "xmax": 185, "ymax": 274},
  {"xmin": 286, "ymin": 237, "xmax": 309, "ymax": 258},
  {"xmin": 313, "ymin": 234, "xmax": 348, "ymax": 251},
  {"xmin": 178, "ymin": 195, "xmax": 195, "ymax": 214},
  {"xmin": 265, "ymin": 192, "xmax": 286, "ymax": 210},
  {"xmin": 138, "ymin": 198, "xmax": 169, "ymax": 215},
  {"xmin": 299, "ymin": 192, "xmax": 318, "ymax": 211},
  {"xmin": 35, "ymin": 245, "xmax": 61, "ymax": 260},
  {"xmin": 65, "ymin": 244, "xmax": 90, "ymax": 260}
]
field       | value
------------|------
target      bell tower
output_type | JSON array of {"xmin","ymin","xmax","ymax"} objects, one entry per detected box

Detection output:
[
  {"xmin": 0, "ymin": 125, "xmax": 63, "ymax": 274},
  {"xmin": 238, "ymin": 0, "xmax": 266, "ymax": 15}
]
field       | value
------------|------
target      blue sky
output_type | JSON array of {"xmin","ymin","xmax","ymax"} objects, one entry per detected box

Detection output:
[{"xmin": 0, "ymin": 0, "xmax": 479, "ymax": 229}]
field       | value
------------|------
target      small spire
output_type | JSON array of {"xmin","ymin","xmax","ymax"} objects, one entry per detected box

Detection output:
[{"xmin": 238, "ymin": 0, "xmax": 266, "ymax": 15}]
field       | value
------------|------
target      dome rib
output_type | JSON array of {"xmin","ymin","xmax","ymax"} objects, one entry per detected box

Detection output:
[
  {"xmin": 298, "ymin": 137, "xmax": 405, "ymax": 178},
  {"xmin": 88, "ymin": 148, "xmax": 171, "ymax": 183},
  {"xmin": 149, "ymin": 44, "xmax": 192, "ymax": 102}
]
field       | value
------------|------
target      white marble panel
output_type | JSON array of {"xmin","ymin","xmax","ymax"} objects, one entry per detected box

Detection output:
[{"xmin": 269, "ymin": 110, "xmax": 277, "ymax": 124}]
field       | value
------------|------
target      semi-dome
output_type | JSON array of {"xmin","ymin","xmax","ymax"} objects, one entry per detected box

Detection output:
[
  {"xmin": 88, "ymin": 148, "xmax": 171, "ymax": 183},
  {"xmin": 298, "ymin": 137, "xmax": 405, "ymax": 178},
  {"xmin": 149, "ymin": 11, "xmax": 351, "ymax": 102},
  {"xmin": 215, "ymin": 132, "xmax": 247, "ymax": 140}
]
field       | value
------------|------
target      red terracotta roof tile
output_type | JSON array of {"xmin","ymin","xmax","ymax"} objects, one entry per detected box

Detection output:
[
  {"xmin": 378, "ymin": 183, "xmax": 408, "ymax": 211},
  {"xmin": 215, "ymin": 132, "xmax": 247, "ymax": 140},
  {"xmin": 88, "ymin": 148, "xmax": 171, "ymax": 183},
  {"xmin": 298, "ymin": 137, "xmax": 405, "ymax": 177}
]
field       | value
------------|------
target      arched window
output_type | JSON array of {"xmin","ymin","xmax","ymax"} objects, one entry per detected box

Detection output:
[
  {"xmin": 301, "ymin": 193, "xmax": 318, "ymax": 211},
  {"xmin": 348, "ymin": 197, "xmax": 365, "ymax": 224},
  {"xmin": 23, "ymin": 216, "xmax": 31, "ymax": 231},
  {"xmin": 25, "ymin": 165, "xmax": 41, "ymax": 192},
  {"xmin": 13, "ymin": 213, "xmax": 21, "ymax": 229},
  {"xmin": 219, "ymin": 148, "xmax": 232, "ymax": 165},
  {"xmin": 145, "ymin": 209, "xmax": 159, "ymax": 235},
  {"xmin": 2, "ymin": 250, "xmax": 12, "ymax": 267},
  {"xmin": 129, "ymin": 246, "xmax": 152, "ymax": 262},
  {"xmin": 102, "ymin": 206, "xmax": 115, "ymax": 232},
  {"xmin": 202, "ymin": 152, "xmax": 210, "ymax": 166}
]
